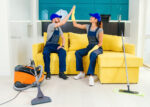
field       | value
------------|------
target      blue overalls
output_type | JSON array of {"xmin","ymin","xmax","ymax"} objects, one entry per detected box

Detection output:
[
  {"xmin": 75, "ymin": 25, "xmax": 103, "ymax": 75},
  {"xmin": 43, "ymin": 28, "xmax": 66, "ymax": 74}
]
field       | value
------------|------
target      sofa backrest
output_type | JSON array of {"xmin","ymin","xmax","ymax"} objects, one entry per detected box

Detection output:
[
  {"xmin": 68, "ymin": 32, "xmax": 89, "ymax": 51},
  {"xmin": 43, "ymin": 32, "xmax": 69, "ymax": 51},
  {"xmin": 102, "ymin": 34, "xmax": 123, "ymax": 52},
  {"xmin": 43, "ymin": 32, "xmax": 123, "ymax": 52},
  {"xmin": 68, "ymin": 32, "xmax": 123, "ymax": 52}
]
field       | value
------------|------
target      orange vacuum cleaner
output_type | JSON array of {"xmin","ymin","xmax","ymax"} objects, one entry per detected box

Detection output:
[
  {"xmin": 13, "ymin": 60, "xmax": 51, "ymax": 105},
  {"xmin": 14, "ymin": 64, "xmax": 44, "ymax": 91}
]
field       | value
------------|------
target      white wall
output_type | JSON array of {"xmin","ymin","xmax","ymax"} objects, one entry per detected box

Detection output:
[
  {"xmin": 145, "ymin": 0, "xmax": 150, "ymax": 35},
  {"xmin": 127, "ymin": 0, "xmax": 150, "ymax": 66},
  {"xmin": 0, "ymin": 0, "xmax": 11, "ymax": 76},
  {"xmin": 143, "ymin": 0, "xmax": 150, "ymax": 67},
  {"xmin": 125, "ymin": 0, "xmax": 145, "ymax": 58},
  {"xmin": 9, "ymin": 0, "xmax": 32, "ymax": 20},
  {"xmin": 127, "ymin": 0, "xmax": 140, "ymax": 55},
  {"xmin": 8, "ymin": 0, "xmax": 42, "ymax": 76},
  {"xmin": 143, "ymin": 38, "xmax": 150, "ymax": 66}
]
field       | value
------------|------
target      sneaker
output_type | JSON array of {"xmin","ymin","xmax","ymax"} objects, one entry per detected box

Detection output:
[
  {"xmin": 45, "ymin": 73, "xmax": 51, "ymax": 80},
  {"xmin": 74, "ymin": 72, "xmax": 85, "ymax": 80},
  {"xmin": 59, "ymin": 72, "xmax": 68, "ymax": 80},
  {"xmin": 89, "ymin": 76, "xmax": 94, "ymax": 86}
]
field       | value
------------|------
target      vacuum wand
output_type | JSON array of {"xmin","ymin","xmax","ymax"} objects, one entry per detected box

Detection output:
[{"xmin": 31, "ymin": 60, "xmax": 52, "ymax": 105}]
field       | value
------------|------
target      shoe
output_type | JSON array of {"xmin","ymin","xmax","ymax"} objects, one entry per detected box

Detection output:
[
  {"xmin": 59, "ymin": 72, "xmax": 68, "ymax": 80},
  {"xmin": 45, "ymin": 73, "xmax": 51, "ymax": 80},
  {"xmin": 74, "ymin": 72, "xmax": 85, "ymax": 80},
  {"xmin": 89, "ymin": 76, "xmax": 94, "ymax": 86}
]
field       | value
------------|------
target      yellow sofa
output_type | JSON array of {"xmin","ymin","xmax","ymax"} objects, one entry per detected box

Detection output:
[{"xmin": 32, "ymin": 32, "xmax": 143, "ymax": 83}]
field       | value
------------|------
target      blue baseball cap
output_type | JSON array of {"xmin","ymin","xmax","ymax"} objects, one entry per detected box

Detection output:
[
  {"xmin": 89, "ymin": 13, "xmax": 101, "ymax": 22},
  {"xmin": 50, "ymin": 13, "xmax": 62, "ymax": 20}
]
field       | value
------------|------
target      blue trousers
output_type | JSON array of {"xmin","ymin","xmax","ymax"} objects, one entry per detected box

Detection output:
[
  {"xmin": 75, "ymin": 44, "xmax": 103, "ymax": 75},
  {"xmin": 43, "ymin": 44, "xmax": 66, "ymax": 74}
]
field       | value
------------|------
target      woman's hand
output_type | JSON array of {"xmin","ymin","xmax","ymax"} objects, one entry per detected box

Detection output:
[
  {"xmin": 71, "ymin": 5, "xmax": 76, "ymax": 21},
  {"xmin": 71, "ymin": 5, "xmax": 86, "ymax": 29}
]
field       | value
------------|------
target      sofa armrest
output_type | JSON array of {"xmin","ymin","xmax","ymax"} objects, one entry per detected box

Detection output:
[
  {"xmin": 32, "ymin": 43, "xmax": 44, "ymax": 54},
  {"xmin": 32, "ymin": 43, "xmax": 44, "ymax": 65},
  {"xmin": 124, "ymin": 43, "xmax": 135, "ymax": 55}
]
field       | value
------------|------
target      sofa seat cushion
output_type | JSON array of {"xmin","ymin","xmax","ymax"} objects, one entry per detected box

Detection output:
[
  {"xmin": 67, "ymin": 51, "xmax": 78, "ymax": 74},
  {"xmin": 98, "ymin": 51, "xmax": 143, "ymax": 67},
  {"xmin": 36, "ymin": 52, "xmax": 68, "ymax": 74},
  {"xmin": 67, "ymin": 45, "xmax": 100, "ymax": 74}
]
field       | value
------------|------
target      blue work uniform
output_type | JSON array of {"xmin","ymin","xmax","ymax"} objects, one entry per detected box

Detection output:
[
  {"xmin": 75, "ymin": 24, "xmax": 103, "ymax": 75},
  {"xmin": 43, "ymin": 25, "xmax": 66, "ymax": 74}
]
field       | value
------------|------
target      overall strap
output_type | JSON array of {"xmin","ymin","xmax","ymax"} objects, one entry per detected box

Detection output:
[
  {"xmin": 95, "ymin": 27, "xmax": 99, "ymax": 33},
  {"xmin": 47, "ymin": 28, "xmax": 60, "ymax": 44},
  {"xmin": 88, "ymin": 24, "xmax": 92, "ymax": 31}
]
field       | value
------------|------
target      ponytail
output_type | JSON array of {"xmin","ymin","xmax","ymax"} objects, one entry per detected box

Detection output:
[{"xmin": 97, "ymin": 21, "xmax": 103, "ymax": 28}]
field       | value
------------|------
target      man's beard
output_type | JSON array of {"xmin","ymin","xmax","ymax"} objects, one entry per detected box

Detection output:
[{"xmin": 55, "ymin": 20, "xmax": 60, "ymax": 23}]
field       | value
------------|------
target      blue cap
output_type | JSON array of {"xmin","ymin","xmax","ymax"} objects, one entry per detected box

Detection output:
[
  {"xmin": 50, "ymin": 13, "xmax": 62, "ymax": 20},
  {"xmin": 89, "ymin": 13, "xmax": 101, "ymax": 22}
]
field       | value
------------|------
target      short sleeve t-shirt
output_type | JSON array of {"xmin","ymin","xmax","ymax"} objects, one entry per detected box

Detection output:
[
  {"xmin": 47, "ymin": 23, "xmax": 63, "ymax": 42},
  {"xmin": 86, "ymin": 24, "xmax": 103, "ymax": 41}
]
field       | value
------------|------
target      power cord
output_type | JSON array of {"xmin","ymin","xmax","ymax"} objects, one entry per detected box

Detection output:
[{"xmin": 0, "ymin": 91, "xmax": 22, "ymax": 105}]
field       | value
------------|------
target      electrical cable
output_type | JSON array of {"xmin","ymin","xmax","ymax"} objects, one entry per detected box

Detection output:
[{"xmin": 0, "ymin": 91, "xmax": 22, "ymax": 105}]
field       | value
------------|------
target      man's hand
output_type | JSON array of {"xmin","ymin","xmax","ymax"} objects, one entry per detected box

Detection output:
[
  {"xmin": 71, "ymin": 5, "xmax": 76, "ymax": 14},
  {"xmin": 54, "ymin": 5, "xmax": 75, "ymax": 28},
  {"xmin": 57, "ymin": 46, "xmax": 64, "ymax": 50}
]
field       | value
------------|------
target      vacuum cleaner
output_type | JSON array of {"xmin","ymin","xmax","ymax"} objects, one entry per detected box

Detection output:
[
  {"xmin": 30, "ymin": 60, "xmax": 51, "ymax": 105},
  {"xmin": 14, "ymin": 64, "xmax": 44, "ymax": 91},
  {"xmin": 14, "ymin": 60, "xmax": 52, "ymax": 105}
]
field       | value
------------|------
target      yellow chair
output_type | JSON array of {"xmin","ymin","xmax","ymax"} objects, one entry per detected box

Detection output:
[{"xmin": 32, "ymin": 32, "xmax": 143, "ymax": 83}]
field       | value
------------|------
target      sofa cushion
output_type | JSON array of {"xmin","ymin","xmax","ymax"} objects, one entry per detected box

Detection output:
[
  {"xmin": 99, "ymin": 67, "xmax": 139, "ymax": 83},
  {"xmin": 67, "ymin": 45, "xmax": 99, "ymax": 74},
  {"xmin": 98, "ymin": 51, "xmax": 143, "ymax": 67},
  {"xmin": 102, "ymin": 34, "xmax": 123, "ymax": 52},
  {"xmin": 67, "ymin": 51, "xmax": 78, "ymax": 74},
  {"xmin": 68, "ymin": 32, "xmax": 88, "ymax": 51},
  {"xmin": 36, "ymin": 52, "xmax": 68, "ymax": 74},
  {"xmin": 68, "ymin": 33, "xmax": 123, "ymax": 52},
  {"xmin": 43, "ymin": 32, "xmax": 69, "ymax": 51}
]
